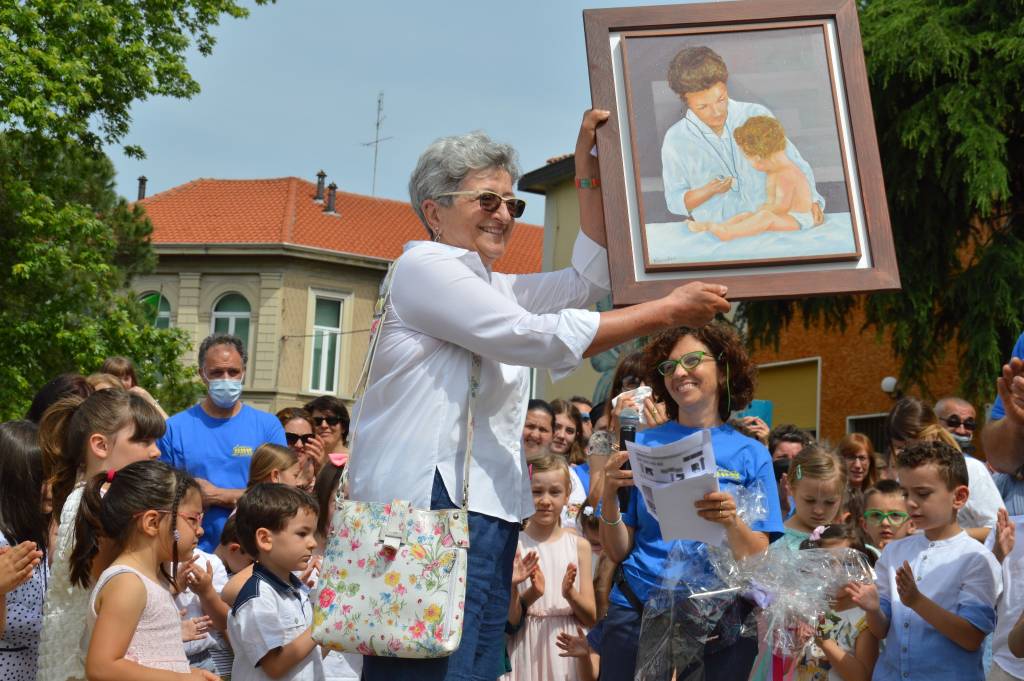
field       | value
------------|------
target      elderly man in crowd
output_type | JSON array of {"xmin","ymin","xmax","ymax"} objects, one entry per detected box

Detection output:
[
  {"xmin": 158, "ymin": 333, "xmax": 286, "ymax": 551},
  {"xmin": 935, "ymin": 396, "xmax": 979, "ymax": 455}
]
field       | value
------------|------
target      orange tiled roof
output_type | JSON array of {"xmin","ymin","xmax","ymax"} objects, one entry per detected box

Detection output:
[{"xmin": 138, "ymin": 177, "xmax": 543, "ymax": 275}]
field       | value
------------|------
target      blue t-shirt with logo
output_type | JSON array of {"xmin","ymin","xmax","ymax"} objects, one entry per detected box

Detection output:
[
  {"xmin": 611, "ymin": 422, "xmax": 784, "ymax": 608},
  {"xmin": 159, "ymin": 403, "xmax": 286, "ymax": 551},
  {"xmin": 990, "ymin": 331, "xmax": 1024, "ymax": 420}
]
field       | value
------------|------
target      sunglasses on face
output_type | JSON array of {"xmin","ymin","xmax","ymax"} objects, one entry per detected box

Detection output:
[
  {"xmin": 941, "ymin": 415, "xmax": 976, "ymax": 431},
  {"xmin": 579, "ymin": 413, "xmax": 591, "ymax": 422},
  {"xmin": 863, "ymin": 509, "xmax": 910, "ymax": 526},
  {"xmin": 286, "ymin": 432, "xmax": 315, "ymax": 446},
  {"xmin": 313, "ymin": 416, "xmax": 341, "ymax": 427},
  {"xmin": 657, "ymin": 350, "xmax": 716, "ymax": 376},
  {"xmin": 437, "ymin": 190, "xmax": 526, "ymax": 218}
]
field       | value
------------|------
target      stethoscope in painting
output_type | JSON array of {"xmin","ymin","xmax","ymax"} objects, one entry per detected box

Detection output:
[{"xmin": 679, "ymin": 115, "xmax": 741, "ymax": 221}]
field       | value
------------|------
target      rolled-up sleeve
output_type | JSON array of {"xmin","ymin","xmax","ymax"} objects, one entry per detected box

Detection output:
[
  {"xmin": 391, "ymin": 247, "xmax": 600, "ymax": 376},
  {"xmin": 508, "ymin": 231, "xmax": 610, "ymax": 314}
]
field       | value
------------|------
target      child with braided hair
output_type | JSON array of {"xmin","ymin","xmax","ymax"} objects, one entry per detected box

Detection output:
[{"xmin": 72, "ymin": 460, "xmax": 218, "ymax": 680}]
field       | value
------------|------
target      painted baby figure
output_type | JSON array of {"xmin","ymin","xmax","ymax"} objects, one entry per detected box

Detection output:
[{"xmin": 690, "ymin": 115, "xmax": 816, "ymax": 241}]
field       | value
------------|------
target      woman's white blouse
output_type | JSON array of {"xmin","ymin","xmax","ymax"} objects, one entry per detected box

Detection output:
[{"xmin": 348, "ymin": 233, "xmax": 610, "ymax": 522}]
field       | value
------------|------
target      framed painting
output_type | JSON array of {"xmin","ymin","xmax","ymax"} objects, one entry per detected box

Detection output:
[{"xmin": 583, "ymin": 0, "xmax": 900, "ymax": 304}]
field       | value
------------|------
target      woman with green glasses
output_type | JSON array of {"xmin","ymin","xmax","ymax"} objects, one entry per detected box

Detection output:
[{"xmin": 595, "ymin": 321, "xmax": 784, "ymax": 680}]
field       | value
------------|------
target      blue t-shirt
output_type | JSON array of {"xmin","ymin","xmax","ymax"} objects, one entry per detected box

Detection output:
[
  {"xmin": 611, "ymin": 422, "xmax": 784, "ymax": 608},
  {"xmin": 159, "ymin": 403, "xmax": 286, "ymax": 551},
  {"xmin": 990, "ymin": 331, "xmax": 1024, "ymax": 420}
]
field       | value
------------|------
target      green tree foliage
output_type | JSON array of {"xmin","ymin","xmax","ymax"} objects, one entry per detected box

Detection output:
[
  {"xmin": 0, "ymin": 0, "xmax": 267, "ymax": 419},
  {"xmin": 738, "ymin": 0, "xmax": 1024, "ymax": 405},
  {"xmin": 0, "ymin": 133, "xmax": 204, "ymax": 420}
]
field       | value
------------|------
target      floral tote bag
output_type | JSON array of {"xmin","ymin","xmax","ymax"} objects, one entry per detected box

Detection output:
[{"xmin": 311, "ymin": 261, "xmax": 477, "ymax": 658}]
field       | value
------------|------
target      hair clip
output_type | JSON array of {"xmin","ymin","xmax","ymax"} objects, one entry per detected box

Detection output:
[
  {"xmin": 809, "ymin": 525, "xmax": 826, "ymax": 542},
  {"xmin": 106, "ymin": 469, "xmax": 116, "ymax": 483},
  {"xmin": 582, "ymin": 506, "xmax": 595, "ymax": 517},
  {"xmin": 795, "ymin": 464, "xmax": 803, "ymax": 480},
  {"xmin": 173, "ymin": 529, "xmax": 181, "ymax": 541}
]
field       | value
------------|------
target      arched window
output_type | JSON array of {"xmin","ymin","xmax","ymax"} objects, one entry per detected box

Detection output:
[
  {"xmin": 139, "ymin": 292, "xmax": 172, "ymax": 329},
  {"xmin": 212, "ymin": 293, "xmax": 251, "ymax": 349}
]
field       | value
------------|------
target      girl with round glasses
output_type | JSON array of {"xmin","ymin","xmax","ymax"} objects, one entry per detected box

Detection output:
[{"xmin": 595, "ymin": 321, "xmax": 783, "ymax": 680}]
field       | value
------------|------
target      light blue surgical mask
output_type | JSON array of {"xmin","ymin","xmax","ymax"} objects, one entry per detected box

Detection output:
[
  {"xmin": 208, "ymin": 378, "xmax": 243, "ymax": 409},
  {"xmin": 951, "ymin": 432, "xmax": 973, "ymax": 447}
]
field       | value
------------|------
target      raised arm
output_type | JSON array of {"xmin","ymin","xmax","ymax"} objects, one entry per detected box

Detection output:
[{"xmin": 982, "ymin": 356, "xmax": 1024, "ymax": 472}]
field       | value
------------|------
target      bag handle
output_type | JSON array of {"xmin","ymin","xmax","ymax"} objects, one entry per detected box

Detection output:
[{"xmin": 344, "ymin": 258, "xmax": 480, "ymax": 510}]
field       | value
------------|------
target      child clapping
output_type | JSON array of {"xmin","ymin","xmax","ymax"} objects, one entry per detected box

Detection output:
[{"xmin": 847, "ymin": 441, "xmax": 1001, "ymax": 681}]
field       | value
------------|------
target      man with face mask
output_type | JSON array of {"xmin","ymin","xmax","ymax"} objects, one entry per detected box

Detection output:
[
  {"xmin": 935, "ymin": 396, "xmax": 979, "ymax": 455},
  {"xmin": 158, "ymin": 333, "xmax": 286, "ymax": 551}
]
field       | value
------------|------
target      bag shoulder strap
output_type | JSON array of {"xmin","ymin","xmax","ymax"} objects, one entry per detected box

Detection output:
[{"xmin": 347, "ymin": 257, "xmax": 480, "ymax": 510}]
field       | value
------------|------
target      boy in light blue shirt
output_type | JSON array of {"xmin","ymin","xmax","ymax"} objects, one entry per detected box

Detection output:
[{"xmin": 847, "ymin": 441, "xmax": 1001, "ymax": 680}]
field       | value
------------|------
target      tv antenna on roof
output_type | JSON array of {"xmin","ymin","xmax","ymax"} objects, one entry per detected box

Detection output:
[{"xmin": 362, "ymin": 91, "xmax": 393, "ymax": 196}]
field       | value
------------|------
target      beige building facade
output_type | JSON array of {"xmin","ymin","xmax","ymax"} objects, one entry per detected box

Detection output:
[{"xmin": 134, "ymin": 175, "xmax": 543, "ymax": 414}]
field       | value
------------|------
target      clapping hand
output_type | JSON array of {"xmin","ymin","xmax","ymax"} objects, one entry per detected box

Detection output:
[
  {"xmin": 997, "ymin": 357, "xmax": 1024, "ymax": 426},
  {"xmin": 186, "ymin": 560, "xmax": 216, "ymax": 598},
  {"xmin": 512, "ymin": 550, "xmax": 540, "ymax": 587},
  {"xmin": 0, "ymin": 541, "xmax": 43, "ymax": 595},
  {"xmin": 561, "ymin": 562, "xmax": 579, "ymax": 602},
  {"xmin": 299, "ymin": 555, "xmax": 322, "ymax": 588},
  {"xmin": 173, "ymin": 553, "xmax": 200, "ymax": 595},
  {"xmin": 844, "ymin": 581, "xmax": 880, "ymax": 613},
  {"xmin": 895, "ymin": 561, "xmax": 922, "ymax": 608},
  {"xmin": 556, "ymin": 625, "xmax": 591, "ymax": 658},
  {"xmin": 995, "ymin": 508, "xmax": 1016, "ymax": 563},
  {"xmin": 180, "ymin": 611, "xmax": 212, "ymax": 642}
]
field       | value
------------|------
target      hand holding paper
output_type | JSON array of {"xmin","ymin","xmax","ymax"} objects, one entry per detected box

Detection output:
[{"xmin": 625, "ymin": 429, "xmax": 726, "ymax": 545}]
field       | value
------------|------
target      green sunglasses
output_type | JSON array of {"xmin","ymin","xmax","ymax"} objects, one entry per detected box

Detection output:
[
  {"xmin": 862, "ymin": 509, "xmax": 910, "ymax": 526},
  {"xmin": 657, "ymin": 350, "xmax": 718, "ymax": 376}
]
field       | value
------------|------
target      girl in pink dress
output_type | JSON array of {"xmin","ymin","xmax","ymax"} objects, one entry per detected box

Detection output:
[
  {"xmin": 504, "ymin": 455, "xmax": 596, "ymax": 681},
  {"xmin": 73, "ymin": 460, "xmax": 219, "ymax": 680}
]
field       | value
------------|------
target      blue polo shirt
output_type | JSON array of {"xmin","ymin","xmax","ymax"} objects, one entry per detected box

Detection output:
[
  {"xmin": 990, "ymin": 331, "xmax": 1024, "ymax": 420},
  {"xmin": 159, "ymin": 403, "xmax": 286, "ymax": 551},
  {"xmin": 611, "ymin": 422, "xmax": 784, "ymax": 608}
]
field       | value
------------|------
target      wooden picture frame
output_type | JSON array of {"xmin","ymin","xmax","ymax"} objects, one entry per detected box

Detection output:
[{"xmin": 583, "ymin": 0, "xmax": 900, "ymax": 304}]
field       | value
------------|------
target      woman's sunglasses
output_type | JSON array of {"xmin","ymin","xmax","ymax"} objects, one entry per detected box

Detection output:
[
  {"xmin": 940, "ymin": 415, "xmax": 976, "ymax": 431},
  {"xmin": 862, "ymin": 509, "xmax": 910, "ymax": 526},
  {"xmin": 313, "ymin": 416, "xmax": 341, "ymax": 427},
  {"xmin": 657, "ymin": 350, "xmax": 716, "ymax": 376},
  {"xmin": 286, "ymin": 432, "xmax": 315, "ymax": 446},
  {"xmin": 437, "ymin": 190, "xmax": 526, "ymax": 218}
]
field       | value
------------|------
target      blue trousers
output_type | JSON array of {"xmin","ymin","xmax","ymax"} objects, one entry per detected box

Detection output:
[{"xmin": 361, "ymin": 471, "xmax": 519, "ymax": 681}]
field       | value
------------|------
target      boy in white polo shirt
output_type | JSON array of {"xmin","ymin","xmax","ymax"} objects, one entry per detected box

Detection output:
[
  {"xmin": 847, "ymin": 440, "xmax": 1002, "ymax": 681},
  {"xmin": 228, "ymin": 483, "xmax": 323, "ymax": 681}
]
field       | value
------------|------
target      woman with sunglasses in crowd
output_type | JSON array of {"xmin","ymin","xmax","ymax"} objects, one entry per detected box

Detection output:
[
  {"xmin": 304, "ymin": 395, "xmax": 351, "ymax": 466},
  {"xmin": 348, "ymin": 109, "xmax": 730, "ymax": 681},
  {"xmin": 276, "ymin": 407, "xmax": 325, "ymax": 475},
  {"xmin": 598, "ymin": 321, "xmax": 783, "ymax": 681}
]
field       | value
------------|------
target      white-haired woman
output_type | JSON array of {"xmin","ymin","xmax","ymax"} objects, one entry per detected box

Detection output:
[{"xmin": 351, "ymin": 110, "xmax": 731, "ymax": 680}]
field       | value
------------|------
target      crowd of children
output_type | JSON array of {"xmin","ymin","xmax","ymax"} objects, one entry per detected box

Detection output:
[{"xmin": 4, "ymin": 371, "xmax": 1024, "ymax": 681}]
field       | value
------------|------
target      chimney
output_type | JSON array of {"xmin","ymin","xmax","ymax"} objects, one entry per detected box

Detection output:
[
  {"xmin": 314, "ymin": 170, "xmax": 327, "ymax": 202},
  {"xmin": 324, "ymin": 182, "xmax": 338, "ymax": 214},
  {"xmin": 137, "ymin": 176, "xmax": 148, "ymax": 200}
]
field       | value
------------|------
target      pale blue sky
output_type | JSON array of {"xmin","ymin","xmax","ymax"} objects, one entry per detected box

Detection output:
[{"xmin": 108, "ymin": 0, "xmax": 692, "ymax": 226}]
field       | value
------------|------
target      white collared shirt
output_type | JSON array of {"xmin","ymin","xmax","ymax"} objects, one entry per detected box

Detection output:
[
  {"xmin": 874, "ymin": 531, "xmax": 1001, "ymax": 681},
  {"xmin": 347, "ymin": 232, "xmax": 610, "ymax": 522}
]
